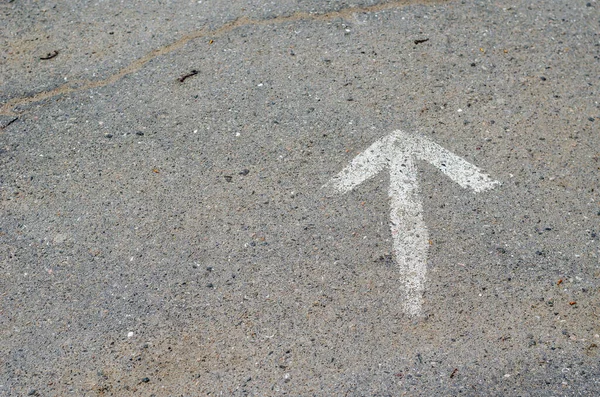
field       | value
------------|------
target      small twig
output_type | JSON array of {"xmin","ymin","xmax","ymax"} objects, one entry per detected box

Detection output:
[
  {"xmin": 40, "ymin": 50, "xmax": 59, "ymax": 60},
  {"xmin": 0, "ymin": 117, "xmax": 18, "ymax": 130},
  {"xmin": 414, "ymin": 38, "xmax": 430, "ymax": 45},
  {"xmin": 450, "ymin": 368, "xmax": 458, "ymax": 378},
  {"xmin": 178, "ymin": 69, "xmax": 199, "ymax": 82}
]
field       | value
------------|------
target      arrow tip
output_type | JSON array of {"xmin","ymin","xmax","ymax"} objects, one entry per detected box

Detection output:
[
  {"xmin": 321, "ymin": 179, "xmax": 341, "ymax": 197},
  {"xmin": 471, "ymin": 177, "xmax": 501, "ymax": 193}
]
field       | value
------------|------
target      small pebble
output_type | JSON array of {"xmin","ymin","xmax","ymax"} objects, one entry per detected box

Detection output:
[{"xmin": 27, "ymin": 390, "xmax": 36, "ymax": 396}]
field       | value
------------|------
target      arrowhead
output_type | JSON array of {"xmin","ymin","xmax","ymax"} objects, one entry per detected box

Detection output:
[
  {"xmin": 322, "ymin": 133, "xmax": 397, "ymax": 195},
  {"xmin": 324, "ymin": 130, "xmax": 500, "ymax": 195}
]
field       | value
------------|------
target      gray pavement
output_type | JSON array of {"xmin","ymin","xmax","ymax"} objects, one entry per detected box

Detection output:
[{"xmin": 1, "ymin": 0, "xmax": 599, "ymax": 395}]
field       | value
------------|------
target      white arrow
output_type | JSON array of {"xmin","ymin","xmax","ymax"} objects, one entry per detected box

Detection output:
[{"xmin": 323, "ymin": 130, "xmax": 500, "ymax": 316}]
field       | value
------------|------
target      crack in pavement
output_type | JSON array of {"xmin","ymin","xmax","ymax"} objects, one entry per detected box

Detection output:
[{"xmin": 0, "ymin": 0, "xmax": 449, "ymax": 117}]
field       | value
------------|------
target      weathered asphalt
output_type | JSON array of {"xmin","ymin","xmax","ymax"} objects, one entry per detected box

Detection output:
[{"xmin": 1, "ymin": 0, "xmax": 599, "ymax": 395}]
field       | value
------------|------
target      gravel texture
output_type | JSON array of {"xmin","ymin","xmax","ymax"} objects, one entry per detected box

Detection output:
[{"xmin": 1, "ymin": 0, "xmax": 599, "ymax": 395}]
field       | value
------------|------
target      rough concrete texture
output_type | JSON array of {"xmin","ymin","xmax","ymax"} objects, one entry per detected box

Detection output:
[{"xmin": 1, "ymin": 0, "xmax": 599, "ymax": 395}]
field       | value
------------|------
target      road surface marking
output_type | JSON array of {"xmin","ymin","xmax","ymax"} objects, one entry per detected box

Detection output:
[{"xmin": 323, "ymin": 130, "xmax": 500, "ymax": 316}]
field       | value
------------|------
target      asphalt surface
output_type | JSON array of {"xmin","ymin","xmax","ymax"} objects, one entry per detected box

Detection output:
[{"xmin": 1, "ymin": 0, "xmax": 599, "ymax": 395}]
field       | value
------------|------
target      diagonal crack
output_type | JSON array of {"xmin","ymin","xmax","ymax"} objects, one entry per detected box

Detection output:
[{"xmin": 0, "ymin": 0, "xmax": 449, "ymax": 116}]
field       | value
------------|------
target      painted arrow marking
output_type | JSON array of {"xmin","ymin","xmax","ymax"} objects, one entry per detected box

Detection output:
[{"xmin": 323, "ymin": 130, "xmax": 500, "ymax": 316}]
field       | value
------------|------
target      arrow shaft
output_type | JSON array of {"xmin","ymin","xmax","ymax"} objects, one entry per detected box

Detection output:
[{"xmin": 389, "ymin": 152, "xmax": 428, "ymax": 316}]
